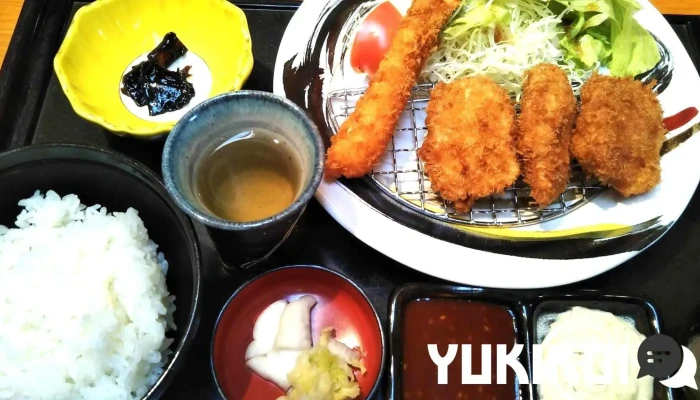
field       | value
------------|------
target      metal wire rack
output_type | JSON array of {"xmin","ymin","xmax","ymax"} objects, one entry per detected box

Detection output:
[{"xmin": 325, "ymin": 83, "xmax": 604, "ymax": 227}]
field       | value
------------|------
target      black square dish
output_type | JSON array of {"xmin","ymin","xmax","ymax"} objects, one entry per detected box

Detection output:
[
  {"xmin": 389, "ymin": 283, "xmax": 532, "ymax": 400},
  {"xmin": 532, "ymin": 292, "xmax": 674, "ymax": 400}
]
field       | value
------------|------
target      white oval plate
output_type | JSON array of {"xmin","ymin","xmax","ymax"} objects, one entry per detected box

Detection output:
[{"xmin": 273, "ymin": 0, "xmax": 700, "ymax": 288}]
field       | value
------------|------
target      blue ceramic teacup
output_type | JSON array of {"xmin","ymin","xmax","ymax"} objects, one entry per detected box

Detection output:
[{"xmin": 162, "ymin": 91, "xmax": 324, "ymax": 270}]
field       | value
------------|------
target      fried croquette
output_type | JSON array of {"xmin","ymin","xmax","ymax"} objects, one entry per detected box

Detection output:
[
  {"xmin": 516, "ymin": 63, "xmax": 577, "ymax": 206},
  {"xmin": 418, "ymin": 76, "xmax": 520, "ymax": 209},
  {"xmin": 324, "ymin": 0, "xmax": 461, "ymax": 180},
  {"xmin": 571, "ymin": 75, "xmax": 667, "ymax": 196}
]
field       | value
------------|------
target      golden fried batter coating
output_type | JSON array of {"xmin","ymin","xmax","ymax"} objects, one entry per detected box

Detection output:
[
  {"xmin": 324, "ymin": 0, "xmax": 461, "ymax": 179},
  {"xmin": 571, "ymin": 75, "xmax": 666, "ymax": 197},
  {"xmin": 516, "ymin": 63, "xmax": 577, "ymax": 206},
  {"xmin": 418, "ymin": 76, "xmax": 520, "ymax": 209}
]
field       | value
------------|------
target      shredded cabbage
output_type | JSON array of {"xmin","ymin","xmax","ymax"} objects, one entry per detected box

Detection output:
[{"xmin": 421, "ymin": 0, "xmax": 590, "ymax": 98}]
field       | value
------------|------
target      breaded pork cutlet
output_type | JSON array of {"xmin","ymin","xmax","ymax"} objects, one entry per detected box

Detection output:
[
  {"xmin": 418, "ymin": 76, "xmax": 520, "ymax": 211},
  {"xmin": 516, "ymin": 63, "xmax": 577, "ymax": 206},
  {"xmin": 324, "ymin": 0, "xmax": 461, "ymax": 180},
  {"xmin": 571, "ymin": 75, "xmax": 666, "ymax": 196}
]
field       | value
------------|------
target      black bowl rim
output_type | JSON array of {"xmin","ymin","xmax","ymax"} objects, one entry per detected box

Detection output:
[
  {"xmin": 210, "ymin": 264, "xmax": 387, "ymax": 400},
  {"xmin": 162, "ymin": 90, "xmax": 326, "ymax": 232},
  {"xmin": 0, "ymin": 143, "xmax": 203, "ymax": 400}
]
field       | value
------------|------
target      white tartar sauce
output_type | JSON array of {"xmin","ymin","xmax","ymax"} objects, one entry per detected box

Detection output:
[{"xmin": 538, "ymin": 306, "xmax": 653, "ymax": 400}]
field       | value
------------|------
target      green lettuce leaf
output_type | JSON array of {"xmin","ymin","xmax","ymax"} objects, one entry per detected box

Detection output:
[
  {"xmin": 579, "ymin": 34, "xmax": 613, "ymax": 66},
  {"xmin": 552, "ymin": 0, "xmax": 614, "ymax": 20},
  {"xmin": 444, "ymin": 0, "xmax": 511, "ymax": 38},
  {"xmin": 560, "ymin": 31, "xmax": 611, "ymax": 69},
  {"xmin": 582, "ymin": 12, "xmax": 610, "ymax": 30},
  {"xmin": 608, "ymin": 6, "xmax": 660, "ymax": 76},
  {"xmin": 567, "ymin": 12, "xmax": 586, "ymax": 38},
  {"xmin": 551, "ymin": 0, "xmax": 660, "ymax": 76}
]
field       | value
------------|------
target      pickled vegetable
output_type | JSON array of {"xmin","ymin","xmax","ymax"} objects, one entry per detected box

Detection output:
[
  {"xmin": 148, "ymin": 32, "xmax": 188, "ymax": 68},
  {"xmin": 120, "ymin": 32, "xmax": 196, "ymax": 116}
]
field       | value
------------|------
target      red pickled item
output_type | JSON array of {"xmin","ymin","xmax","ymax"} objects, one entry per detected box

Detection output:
[{"xmin": 663, "ymin": 107, "xmax": 698, "ymax": 131}]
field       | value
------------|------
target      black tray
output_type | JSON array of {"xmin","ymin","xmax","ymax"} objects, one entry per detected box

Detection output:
[{"xmin": 1, "ymin": 1, "xmax": 700, "ymax": 399}]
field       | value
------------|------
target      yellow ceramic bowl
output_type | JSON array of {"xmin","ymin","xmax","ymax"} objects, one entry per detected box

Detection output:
[{"xmin": 54, "ymin": 0, "xmax": 254, "ymax": 138}]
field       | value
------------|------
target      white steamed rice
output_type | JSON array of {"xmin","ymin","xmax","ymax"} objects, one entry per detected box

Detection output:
[{"xmin": 0, "ymin": 191, "xmax": 176, "ymax": 400}]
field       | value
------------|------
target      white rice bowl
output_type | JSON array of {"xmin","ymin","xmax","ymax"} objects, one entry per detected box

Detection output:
[{"xmin": 0, "ymin": 191, "xmax": 176, "ymax": 400}]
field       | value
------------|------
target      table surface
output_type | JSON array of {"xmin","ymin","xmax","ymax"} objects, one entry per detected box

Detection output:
[
  {"xmin": 0, "ymin": 0, "xmax": 699, "ymax": 64},
  {"xmin": 0, "ymin": 0, "xmax": 21, "ymax": 63}
]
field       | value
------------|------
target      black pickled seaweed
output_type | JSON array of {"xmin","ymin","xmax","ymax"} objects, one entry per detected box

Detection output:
[
  {"xmin": 140, "ymin": 63, "xmax": 195, "ymax": 116},
  {"xmin": 148, "ymin": 32, "xmax": 188, "ymax": 68},
  {"xmin": 120, "ymin": 32, "xmax": 195, "ymax": 116},
  {"xmin": 120, "ymin": 63, "xmax": 148, "ymax": 107}
]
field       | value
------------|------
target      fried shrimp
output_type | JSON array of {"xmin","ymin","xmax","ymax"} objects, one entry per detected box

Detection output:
[
  {"xmin": 418, "ymin": 76, "xmax": 520, "ymax": 210},
  {"xmin": 571, "ymin": 75, "xmax": 666, "ymax": 197},
  {"xmin": 516, "ymin": 63, "xmax": 577, "ymax": 206},
  {"xmin": 324, "ymin": 0, "xmax": 461, "ymax": 179}
]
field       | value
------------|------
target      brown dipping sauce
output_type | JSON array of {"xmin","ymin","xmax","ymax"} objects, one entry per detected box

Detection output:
[{"xmin": 402, "ymin": 299, "xmax": 519, "ymax": 400}]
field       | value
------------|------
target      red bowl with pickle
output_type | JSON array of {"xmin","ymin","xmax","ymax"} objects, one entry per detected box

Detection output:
[{"xmin": 211, "ymin": 265, "xmax": 386, "ymax": 400}]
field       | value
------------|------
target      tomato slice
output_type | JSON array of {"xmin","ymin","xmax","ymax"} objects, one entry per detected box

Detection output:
[{"xmin": 349, "ymin": 1, "xmax": 402, "ymax": 76}]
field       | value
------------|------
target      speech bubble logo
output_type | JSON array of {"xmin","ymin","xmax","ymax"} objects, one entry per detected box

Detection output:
[
  {"xmin": 637, "ymin": 334, "xmax": 683, "ymax": 379},
  {"xmin": 660, "ymin": 347, "xmax": 698, "ymax": 390}
]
